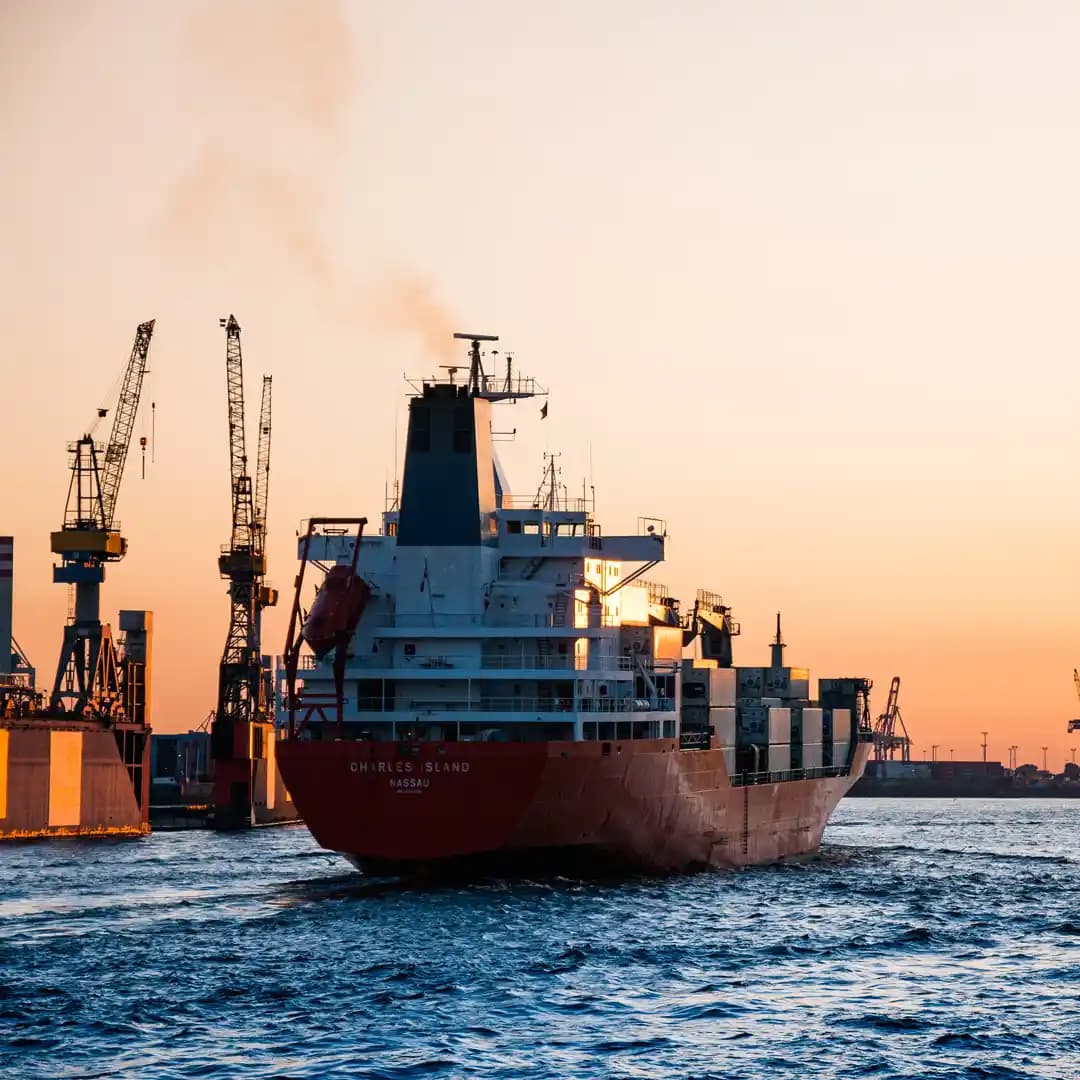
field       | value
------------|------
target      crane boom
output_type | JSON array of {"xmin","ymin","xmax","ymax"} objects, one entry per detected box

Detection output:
[
  {"xmin": 1070, "ymin": 669, "xmax": 1080, "ymax": 733},
  {"xmin": 99, "ymin": 320, "xmax": 154, "ymax": 530},
  {"xmin": 212, "ymin": 316, "xmax": 277, "ymax": 829},
  {"xmin": 50, "ymin": 318, "xmax": 156, "ymax": 715},
  {"xmin": 872, "ymin": 675, "xmax": 911, "ymax": 761},
  {"xmin": 253, "ymin": 375, "xmax": 272, "ymax": 558},
  {"xmin": 221, "ymin": 316, "xmax": 255, "ymax": 553}
]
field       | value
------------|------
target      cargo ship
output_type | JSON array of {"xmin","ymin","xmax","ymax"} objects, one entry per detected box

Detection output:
[{"xmin": 276, "ymin": 334, "xmax": 873, "ymax": 874}]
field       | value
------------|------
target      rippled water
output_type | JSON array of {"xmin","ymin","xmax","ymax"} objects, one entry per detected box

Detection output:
[{"xmin": 1, "ymin": 799, "xmax": 1078, "ymax": 1079}]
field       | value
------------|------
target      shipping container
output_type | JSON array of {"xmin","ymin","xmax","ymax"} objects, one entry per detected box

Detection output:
[
  {"xmin": 720, "ymin": 746, "xmax": 736, "ymax": 776},
  {"xmin": 767, "ymin": 707, "xmax": 790, "ymax": 745},
  {"xmin": 788, "ymin": 704, "xmax": 804, "ymax": 741},
  {"xmin": 680, "ymin": 663, "xmax": 737, "ymax": 708},
  {"xmin": 767, "ymin": 744, "xmax": 791, "ymax": 772},
  {"xmin": 830, "ymin": 708, "xmax": 852, "ymax": 744},
  {"xmin": 711, "ymin": 706, "xmax": 736, "ymax": 746},
  {"xmin": 763, "ymin": 666, "xmax": 811, "ymax": 700},
  {"xmin": 802, "ymin": 742, "xmax": 823, "ymax": 769},
  {"xmin": 802, "ymin": 707, "xmax": 823, "ymax": 744},
  {"xmin": 735, "ymin": 667, "xmax": 765, "ymax": 695},
  {"xmin": 831, "ymin": 740, "xmax": 851, "ymax": 768},
  {"xmin": 710, "ymin": 667, "xmax": 736, "ymax": 707},
  {"xmin": 681, "ymin": 703, "xmax": 708, "ymax": 730},
  {"xmin": 736, "ymin": 704, "xmax": 768, "ymax": 742}
]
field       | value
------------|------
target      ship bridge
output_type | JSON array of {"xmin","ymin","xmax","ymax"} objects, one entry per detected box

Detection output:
[{"xmin": 281, "ymin": 334, "xmax": 683, "ymax": 746}]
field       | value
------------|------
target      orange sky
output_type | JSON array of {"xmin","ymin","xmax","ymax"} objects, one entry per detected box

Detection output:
[{"xmin": 1, "ymin": 1, "xmax": 1078, "ymax": 767}]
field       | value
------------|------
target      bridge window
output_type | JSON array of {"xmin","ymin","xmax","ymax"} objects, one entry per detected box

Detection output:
[
  {"xmin": 453, "ymin": 406, "xmax": 473, "ymax": 453},
  {"xmin": 409, "ymin": 407, "xmax": 430, "ymax": 452}
]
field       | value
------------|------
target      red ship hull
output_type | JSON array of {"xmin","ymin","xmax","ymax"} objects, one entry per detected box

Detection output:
[{"xmin": 276, "ymin": 737, "xmax": 870, "ymax": 874}]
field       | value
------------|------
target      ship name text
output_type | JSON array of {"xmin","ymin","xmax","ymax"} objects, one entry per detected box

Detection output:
[{"xmin": 349, "ymin": 760, "xmax": 472, "ymax": 775}]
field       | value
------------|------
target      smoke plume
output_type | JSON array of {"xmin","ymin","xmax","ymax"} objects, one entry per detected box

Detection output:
[{"xmin": 159, "ymin": 0, "xmax": 459, "ymax": 357}]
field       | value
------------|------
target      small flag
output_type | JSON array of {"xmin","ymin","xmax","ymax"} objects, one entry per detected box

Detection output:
[
  {"xmin": 540, "ymin": 402, "xmax": 548, "ymax": 419},
  {"xmin": 420, "ymin": 560, "xmax": 429, "ymax": 593}
]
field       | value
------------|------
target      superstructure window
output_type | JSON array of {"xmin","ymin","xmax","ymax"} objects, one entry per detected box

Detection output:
[
  {"xmin": 409, "ymin": 406, "xmax": 431, "ymax": 452},
  {"xmin": 453, "ymin": 406, "xmax": 473, "ymax": 452},
  {"xmin": 506, "ymin": 520, "xmax": 522, "ymax": 534},
  {"xmin": 524, "ymin": 522, "xmax": 540, "ymax": 535}
]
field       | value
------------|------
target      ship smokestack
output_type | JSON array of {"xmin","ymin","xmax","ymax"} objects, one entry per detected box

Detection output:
[
  {"xmin": 770, "ymin": 611, "xmax": 785, "ymax": 668},
  {"xmin": 0, "ymin": 536, "xmax": 12, "ymax": 675}
]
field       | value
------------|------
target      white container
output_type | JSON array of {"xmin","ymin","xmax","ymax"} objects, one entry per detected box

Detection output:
[
  {"xmin": 768, "ymin": 707, "xmax": 791, "ymax": 745},
  {"xmin": 802, "ymin": 708, "xmax": 823, "ymax": 745},
  {"xmin": 710, "ymin": 667, "xmax": 736, "ymax": 707},
  {"xmin": 831, "ymin": 740, "xmax": 851, "ymax": 767},
  {"xmin": 830, "ymin": 708, "xmax": 852, "ymax": 744},
  {"xmin": 802, "ymin": 742, "xmax": 823, "ymax": 769},
  {"xmin": 710, "ymin": 706, "xmax": 737, "ymax": 746},
  {"xmin": 768, "ymin": 743, "xmax": 791, "ymax": 772},
  {"xmin": 721, "ymin": 746, "xmax": 736, "ymax": 776}
]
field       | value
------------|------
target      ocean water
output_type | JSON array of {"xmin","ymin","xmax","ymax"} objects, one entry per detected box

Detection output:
[{"xmin": 1, "ymin": 800, "xmax": 1078, "ymax": 1080}]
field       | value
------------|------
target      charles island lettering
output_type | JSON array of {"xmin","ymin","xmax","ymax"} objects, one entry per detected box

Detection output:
[{"xmin": 349, "ymin": 760, "xmax": 471, "ymax": 775}]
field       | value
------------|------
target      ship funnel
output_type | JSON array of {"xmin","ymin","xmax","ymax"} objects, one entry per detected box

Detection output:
[{"xmin": 0, "ymin": 537, "xmax": 12, "ymax": 675}]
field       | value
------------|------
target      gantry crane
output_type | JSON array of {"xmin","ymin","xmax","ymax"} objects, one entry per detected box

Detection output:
[
  {"xmin": 1069, "ymin": 669, "xmax": 1080, "ymax": 733},
  {"xmin": 50, "ymin": 320, "xmax": 154, "ymax": 716},
  {"xmin": 872, "ymin": 676, "xmax": 912, "ymax": 760},
  {"xmin": 211, "ymin": 316, "xmax": 277, "ymax": 828}
]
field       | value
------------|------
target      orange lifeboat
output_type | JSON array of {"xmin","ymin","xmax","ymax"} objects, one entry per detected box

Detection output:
[{"xmin": 301, "ymin": 565, "xmax": 371, "ymax": 659}]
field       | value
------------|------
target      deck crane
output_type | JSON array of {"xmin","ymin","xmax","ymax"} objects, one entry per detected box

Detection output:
[
  {"xmin": 50, "ymin": 320, "xmax": 155, "ymax": 715},
  {"xmin": 1069, "ymin": 669, "xmax": 1080, "ymax": 733},
  {"xmin": 211, "ymin": 316, "xmax": 278, "ymax": 828},
  {"xmin": 872, "ymin": 676, "xmax": 911, "ymax": 761}
]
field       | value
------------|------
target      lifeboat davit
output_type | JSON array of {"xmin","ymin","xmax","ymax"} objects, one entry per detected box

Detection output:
[{"xmin": 301, "ymin": 565, "xmax": 371, "ymax": 659}]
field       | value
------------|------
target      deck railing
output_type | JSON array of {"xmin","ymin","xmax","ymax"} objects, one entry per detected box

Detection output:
[
  {"xmin": 296, "ymin": 653, "xmax": 640, "ymax": 673},
  {"xmin": 402, "ymin": 697, "xmax": 676, "ymax": 714}
]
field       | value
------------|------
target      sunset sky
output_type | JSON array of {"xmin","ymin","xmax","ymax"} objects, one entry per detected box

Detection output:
[{"xmin": 2, "ymin": 1, "xmax": 1078, "ymax": 767}]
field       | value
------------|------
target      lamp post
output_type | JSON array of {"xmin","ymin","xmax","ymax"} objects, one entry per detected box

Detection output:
[
  {"xmin": 981, "ymin": 731, "xmax": 988, "ymax": 763},
  {"xmin": 1041, "ymin": 746, "xmax": 1048, "ymax": 772},
  {"xmin": 931, "ymin": 744, "xmax": 939, "ymax": 762}
]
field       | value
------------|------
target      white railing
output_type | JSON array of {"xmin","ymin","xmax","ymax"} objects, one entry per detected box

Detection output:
[
  {"xmin": 297, "ymin": 653, "xmax": 637, "ymax": 673},
  {"xmin": 390, "ymin": 612, "xmax": 621, "ymax": 629},
  {"xmin": 404, "ymin": 697, "xmax": 676, "ymax": 714}
]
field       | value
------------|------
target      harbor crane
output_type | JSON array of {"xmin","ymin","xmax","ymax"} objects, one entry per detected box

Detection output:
[
  {"xmin": 1069, "ymin": 668, "xmax": 1080, "ymax": 733},
  {"xmin": 50, "ymin": 321, "xmax": 155, "ymax": 716},
  {"xmin": 872, "ymin": 676, "xmax": 911, "ymax": 760},
  {"xmin": 211, "ymin": 316, "xmax": 277, "ymax": 828}
]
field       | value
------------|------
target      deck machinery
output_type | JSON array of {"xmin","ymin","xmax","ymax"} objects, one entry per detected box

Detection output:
[{"xmin": 210, "ymin": 315, "xmax": 282, "ymax": 829}]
